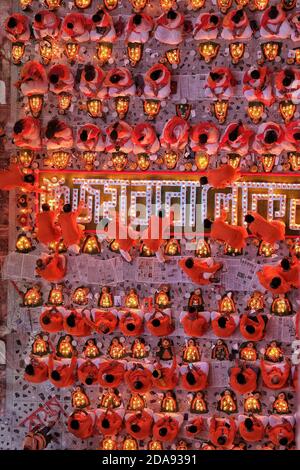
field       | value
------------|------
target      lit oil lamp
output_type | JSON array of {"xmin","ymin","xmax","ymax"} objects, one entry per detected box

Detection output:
[
  {"xmin": 261, "ymin": 154, "xmax": 275, "ymax": 172},
  {"xmin": 108, "ymin": 337, "xmax": 126, "ymax": 359},
  {"xmin": 96, "ymin": 42, "xmax": 113, "ymax": 65},
  {"xmin": 229, "ymin": 43, "xmax": 245, "ymax": 64},
  {"xmin": 247, "ymin": 101, "xmax": 264, "ymax": 123},
  {"xmin": 212, "ymin": 100, "xmax": 228, "ymax": 124},
  {"xmin": 217, "ymin": 0, "xmax": 232, "ymax": 13},
  {"xmin": 127, "ymin": 394, "xmax": 146, "ymax": 411},
  {"xmin": 19, "ymin": 0, "xmax": 33, "ymax": 9},
  {"xmin": 114, "ymin": 96, "xmax": 130, "ymax": 119},
  {"xmin": 218, "ymin": 389, "xmax": 237, "ymax": 414},
  {"xmin": 12, "ymin": 43, "xmax": 25, "ymax": 65},
  {"xmin": 258, "ymin": 240, "xmax": 275, "ymax": 257},
  {"xmin": 290, "ymin": 238, "xmax": 300, "ymax": 259},
  {"xmin": 18, "ymin": 149, "xmax": 34, "ymax": 168},
  {"xmin": 81, "ymin": 234, "xmax": 101, "ymax": 254},
  {"xmin": 127, "ymin": 42, "xmax": 143, "ymax": 66},
  {"xmin": 224, "ymin": 244, "xmax": 243, "ymax": 256},
  {"xmin": 109, "ymin": 239, "xmax": 120, "ymax": 253},
  {"xmin": 261, "ymin": 42, "xmax": 280, "ymax": 61},
  {"xmin": 124, "ymin": 288, "xmax": 139, "ymax": 309},
  {"xmin": 219, "ymin": 292, "xmax": 236, "ymax": 313},
  {"xmin": 72, "ymin": 287, "xmax": 89, "ymax": 305},
  {"xmin": 24, "ymin": 286, "xmax": 43, "ymax": 307},
  {"xmin": 57, "ymin": 335, "xmax": 75, "ymax": 358},
  {"xmin": 295, "ymin": 49, "xmax": 300, "ymax": 65},
  {"xmin": 82, "ymin": 151, "xmax": 96, "ymax": 170},
  {"xmin": 101, "ymin": 438, "xmax": 117, "ymax": 450},
  {"xmin": 190, "ymin": 391, "xmax": 208, "ymax": 413},
  {"xmin": 129, "ymin": 0, "xmax": 147, "ymax": 10},
  {"xmin": 99, "ymin": 286, "xmax": 113, "ymax": 308},
  {"xmin": 45, "ymin": 0, "xmax": 62, "ymax": 8},
  {"xmin": 112, "ymin": 152, "xmax": 128, "ymax": 171},
  {"xmin": 198, "ymin": 42, "xmax": 220, "ymax": 63},
  {"xmin": 252, "ymin": 0, "xmax": 269, "ymax": 10},
  {"xmin": 39, "ymin": 39, "xmax": 53, "ymax": 65},
  {"xmin": 137, "ymin": 153, "xmax": 150, "ymax": 171},
  {"xmin": 160, "ymin": 0, "xmax": 176, "ymax": 10},
  {"xmin": 240, "ymin": 343, "xmax": 257, "ymax": 361},
  {"xmin": 227, "ymin": 153, "xmax": 241, "ymax": 169},
  {"xmin": 155, "ymin": 285, "xmax": 170, "ymax": 308},
  {"xmin": 143, "ymin": 99, "xmax": 161, "ymax": 119},
  {"xmin": 273, "ymin": 393, "xmax": 290, "ymax": 414},
  {"xmin": 165, "ymin": 48, "xmax": 180, "ymax": 66},
  {"xmin": 84, "ymin": 339, "xmax": 100, "ymax": 358},
  {"xmin": 64, "ymin": 43, "xmax": 80, "ymax": 61},
  {"xmin": 164, "ymin": 238, "xmax": 181, "ymax": 256},
  {"xmin": 28, "ymin": 95, "xmax": 43, "ymax": 118},
  {"xmin": 148, "ymin": 441, "xmax": 163, "ymax": 450},
  {"xmin": 122, "ymin": 436, "xmax": 139, "ymax": 450},
  {"xmin": 176, "ymin": 441, "xmax": 188, "ymax": 450},
  {"xmin": 71, "ymin": 387, "xmax": 90, "ymax": 409},
  {"xmin": 279, "ymin": 100, "xmax": 296, "ymax": 123},
  {"xmin": 265, "ymin": 341, "xmax": 283, "ymax": 362},
  {"xmin": 244, "ymin": 394, "xmax": 261, "ymax": 413},
  {"xmin": 48, "ymin": 240, "xmax": 67, "ymax": 253},
  {"xmin": 32, "ymin": 334, "xmax": 49, "ymax": 357},
  {"xmin": 99, "ymin": 390, "xmax": 122, "ymax": 408},
  {"xmin": 16, "ymin": 234, "xmax": 33, "ymax": 253},
  {"xmin": 74, "ymin": 0, "xmax": 93, "ymax": 8},
  {"xmin": 45, "ymin": 151, "xmax": 70, "ymax": 170},
  {"xmin": 104, "ymin": 0, "xmax": 119, "ymax": 10},
  {"xmin": 195, "ymin": 239, "xmax": 211, "ymax": 257},
  {"xmin": 140, "ymin": 243, "xmax": 155, "ymax": 256},
  {"xmin": 48, "ymin": 285, "xmax": 64, "ymax": 305},
  {"xmin": 247, "ymin": 291, "xmax": 264, "ymax": 311},
  {"xmin": 271, "ymin": 294, "xmax": 292, "ymax": 316},
  {"xmin": 57, "ymin": 92, "xmax": 72, "ymax": 114},
  {"xmin": 187, "ymin": 0, "xmax": 205, "ymax": 10},
  {"xmin": 86, "ymin": 98, "xmax": 102, "ymax": 118},
  {"xmin": 183, "ymin": 339, "xmax": 201, "ymax": 362},
  {"xmin": 288, "ymin": 152, "xmax": 300, "ymax": 171},
  {"xmin": 195, "ymin": 151, "xmax": 209, "ymax": 170},
  {"xmin": 131, "ymin": 338, "xmax": 148, "ymax": 359},
  {"xmin": 235, "ymin": 0, "xmax": 249, "ymax": 5},
  {"xmin": 161, "ymin": 391, "xmax": 178, "ymax": 412},
  {"xmin": 164, "ymin": 150, "xmax": 178, "ymax": 170}
]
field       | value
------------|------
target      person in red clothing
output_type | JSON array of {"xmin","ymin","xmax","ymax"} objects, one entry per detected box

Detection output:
[
  {"xmin": 32, "ymin": 9, "xmax": 60, "ymax": 40},
  {"xmin": 44, "ymin": 118, "xmax": 73, "ymax": 150},
  {"xmin": 152, "ymin": 357, "xmax": 178, "ymax": 390},
  {"xmin": 40, "ymin": 307, "xmax": 63, "ymax": 333},
  {"xmin": 125, "ymin": 366, "xmax": 153, "ymax": 393},
  {"xmin": 98, "ymin": 361, "xmax": 125, "ymax": 388},
  {"xmin": 96, "ymin": 410, "xmax": 123, "ymax": 437},
  {"xmin": 63, "ymin": 310, "xmax": 92, "ymax": 337},
  {"xmin": 256, "ymin": 257, "xmax": 300, "ymax": 294},
  {"xmin": 0, "ymin": 163, "xmax": 36, "ymax": 192},
  {"xmin": 146, "ymin": 310, "xmax": 174, "ymax": 337},
  {"xmin": 181, "ymin": 307, "xmax": 210, "ymax": 337},
  {"xmin": 36, "ymin": 203, "xmax": 61, "ymax": 246},
  {"xmin": 13, "ymin": 117, "xmax": 42, "ymax": 150},
  {"xmin": 24, "ymin": 360, "xmax": 48, "ymax": 384},
  {"xmin": 119, "ymin": 311, "xmax": 143, "ymax": 336},
  {"xmin": 239, "ymin": 416, "xmax": 265, "ymax": 442},
  {"xmin": 239, "ymin": 314, "xmax": 268, "ymax": 342},
  {"xmin": 179, "ymin": 257, "xmax": 222, "ymax": 285},
  {"xmin": 200, "ymin": 164, "xmax": 240, "ymax": 189},
  {"xmin": 279, "ymin": 257, "xmax": 300, "ymax": 289},
  {"xmin": 160, "ymin": 117, "xmax": 189, "ymax": 151},
  {"xmin": 140, "ymin": 211, "xmax": 174, "ymax": 263},
  {"xmin": 219, "ymin": 122, "xmax": 253, "ymax": 156},
  {"xmin": 61, "ymin": 13, "xmax": 91, "ymax": 43},
  {"xmin": 153, "ymin": 416, "xmax": 179, "ymax": 442},
  {"xmin": 144, "ymin": 64, "xmax": 171, "ymax": 100},
  {"xmin": 184, "ymin": 418, "xmax": 203, "ymax": 438},
  {"xmin": 48, "ymin": 354, "xmax": 77, "ymax": 388},
  {"xmin": 245, "ymin": 212, "xmax": 285, "ymax": 245},
  {"xmin": 229, "ymin": 365, "xmax": 257, "ymax": 394},
  {"xmin": 67, "ymin": 410, "xmax": 94, "ymax": 439},
  {"xmin": 267, "ymin": 420, "xmax": 294, "ymax": 447},
  {"xmin": 260, "ymin": 359, "xmax": 291, "ymax": 390},
  {"xmin": 104, "ymin": 211, "xmax": 139, "ymax": 262},
  {"xmin": 181, "ymin": 363, "xmax": 209, "ymax": 391},
  {"xmin": 205, "ymin": 67, "xmax": 236, "ymax": 100},
  {"xmin": 4, "ymin": 14, "xmax": 30, "ymax": 42},
  {"xmin": 204, "ymin": 210, "xmax": 248, "ymax": 250},
  {"xmin": 48, "ymin": 64, "xmax": 74, "ymax": 95},
  {"xmin": 58, "ymin": 202, "xmax": 85, "ymax": 253},
  {"xmin": 16, "ymin": 61, "xmax": 48, "ymax": 97},
  {"xmin": 209, "ymin": 417, "xmax": 236, "ymax": 449},
  {"xmin": 36, "ymin": 253, "xmax": 67, "ymax": 282},
  {"xmin": 211, "ymin": 312, "xmax": 238, "ymax": 337},
  {"xmin": 79, "ymin": 64, "xmax": 106, "ymax": 100},
  {"xmin": 125, "ymin": 411, "xmax": 153, "ymax": 440},
  {"xmin": 77, "ymin": 360, "xmax": 99, "ymax": 386},
  {"xmin": 82, "ymin": 309, "xmax": 118, "ymax": 335}
]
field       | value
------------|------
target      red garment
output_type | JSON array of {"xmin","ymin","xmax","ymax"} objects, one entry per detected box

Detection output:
[
  {"xmin": 146, "ymin": 311, "xmax": 174, "ymax": 336},
  {"xmin": 119, "ymin": 311, "xmax": 143, "ymax": 336},
  {"xmin": 185, "ymin": 418, "xmax": 203, "ymax": 438},
  {"xmin": 152, "ymin": 358, "xmax": 178, "ymax": 390},
  {"xmin": 153, "ymin": 416, "xmax": 179, "ymax": 443},
  {"xmin": 207, "ymin": 210, "xmax": 248, "ymax": 250},
  {"xmin": 67, "ymin": 410, "xmax": 94, "ymax": 439},
  {"xmin": 140, "ymin": 213, "xmax": 173, "ymax": 253},
  {"xmin": 239, "ymin": 417, "xmax": 265, "ymax": 442},
  {"xmin": 40, "ymin": 308, "xmax": 63, "ymax": 333},
  {"xmin": 257, "ymin": 265, "xmax": 291, "ymax": 294},
  {"xmin": 260, "ymin": 359, "xmax": 290, "ymax": 389},
  {"xmin": 219, "ymin": 122, "xmax": 253, "ymax": 155},
  {"xmin": 229, "ymin": 366, "xmax": 257, "ymax": 394},
  {"xmin": 161, "ymin": 117, "xmax": 189, "ymax": 151},
  {"xmin": 16, "ymin": 61, "xmax": 48, "ymax": 96},
  {"xmin": 48, "ymin": 355, "xmax": 77, "ymax": 388},
  {"xmin": 181, "ymin": 365, "xmax": 208, "ymax": 391},
  {"xmin": 24, "ymin": 360, "xmax": 48, "ymax": 384},
  {"xmin": 48, "ymin": 64, "xmax": 74, "ymax": 94},
  {"xmin": 36, "ymin": 210, "xmax": 61, "ymax": 245},
  {"xmin": 13, "ymin": 117, "xmax": 41, "ymax": 150},
  {"xmin": 209, "ymin": 417, "xmax": 236, "ymax": 449},
  {"xmin": 36, "ymin": 254, "xmax": 67, "ymax": 282},
  {"xmin": 77, "ymin": 360, "xmax": 99, "ymax": 386},
  {"xmin": 203, "ymin": 165, "xmax": 240, "ymax": 189},
  {"xmin": 179, "ymin": 257, "xmax": 222, "ymax": 285},
  {"xmin": 0, "ymin": 164, "xmax": 33, "ymax": 192},
  {"xmin": 63, "ymin": 310, "xmax": 92, "ymax": 337},
  {"xmin": 105, "ymin": 212, "xmax": 137, "ymax": 253},
  {"xmin": 125, "ymin": 367, "xmax": 153, "ymax": 393},
  {"xmin": 181, "ymin": 309, "xmax": 209, "ymax": 337},
  {"xmin": 125, "ymin": 411, "xmax": 153, "ymax": 440},
  {"xmin": 83, "ymin": 310, "xmax": 118, "ymax": 334},
  {"xmin": 267, "ymin": 422, "xmax": 294, "ymax": 447},
  {"xmin": 98, "ymin": 361, "xmax": 125, "ymax": 388},
  {"xmin": 96, "ymin": 410, "xmax": 122, "ymax": 437},
  {"xmin": 245, "ymin": 212, "xmax": 285, "ymax": 244},
  {"xmin": 211, "ymin": 314, "xmax": 237, "ymax": 337},
  {"xmin": 58, "ymin": 209, "xmax": 84, "ymax": 247},
  {"xmin": 32, "ymin": 10, "xmax": 60, "ymax": 39},
  {"xmin": 5, "ymin": 14, "xmax": 30, "ymax": 42},
  {"xmin": 239, "ymin": 314, "xmax": 268, "ymax": 341}
]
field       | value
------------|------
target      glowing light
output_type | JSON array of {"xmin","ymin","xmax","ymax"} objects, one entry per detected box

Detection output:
[
  {"xmin": 27, "ymin": 95, "xmax": 43, "ymax": 118},
  {"xmin": 261, "ymin": 42, "xmax": 280, "ymax": 61},
  {"xmin": 219, "ymin": 391, "xmax": 237, "ymax": 413},
  {"xmin": 195, "ymin": 239, "xmax": 211, "ymax": 257},
  {"xmin": 72, "ymin": 287, "xmax": 89, "ymax": 305},
  {"xmin": 39, "ymin": 39, "xmax": 53, "ymax": 65},
  {"xmin": 166, "ymin": 48, "xmax": 180, "ymax": 65},
  {"xmin": 12, "ymin": 43, "xmax": 25, "ymax": 65},
  {"xmin": 258, "ymin": 241, "xmax": 275, "ymax": 257},
  {"xmin": 48, "ymin": 286, "xmax": 64, "ymax": 305},
  {"xmin": 161, "ymin": 393, "xmax": 178, "ymax": 412},
  {"xmin": 279, "ymin": 100, "xmax": 296, "ymax": 123},
  {"xmin": 18, "ymin": 150, "xmax": 34, "ymax": 168},
  {"xmin": 19, "ymin": 0, "xmax": 33, "ymax": 10},
  {"xmin": 58, "ymin": 93, "xmax": 72, "ymax": 114},
  {"xmin": 265, "ymin": 343, "xmax": 283, "ymax": 362},
  {"xmin": 137, "ymin": 153, "xmax": 150, "ymax": 171},
  {"xmin": 155, "ymin": 288, "xmax": 170, "ymax": 308},
  {"xmin": 104, "ymin": 0, "xmax": 119, "ymax": 10},
  {"xmin": 183, "ymin": 341, "xmax": 201, "ymax": 362},
  {"xmin": 64, "ymin": 43, "xmax": 80, "ymax": 61},
  {"xmin": 57, "ymin": 336, "xmax": 74, "ymax": 358},
  {"xmin": 114, "ymin": 96, "xmax": 130, "ymax": 119},
  {"xmin": 288, "ymin": 152, "xmax": 300, "ymax": 171},
  {"xmin": 101, "ymin": 438, "xmax": 117, "ymax": 450},
  {"xmin": 16, "ymin": 235, "xmax": 32, "ymax": 253},
  {"xmin": 86, "ymin": 99, "xmax": 102, "ymax": 118},
  {"xmin": 82, "ymin": 151, "xmax": 96, "ymax": 171},
  {"xmin": 99, "ymin": 287, "xmax": 113, "ymax": 308},
  {"xmin": 164, "ymin": 238, "xmax": 181, "ymax": 256},
  {"xmin": 45, "ymin": 0, "xmax": 62, "ymax": 8},
  {"xmin": 127, "ymin": 42, "xmax": 143, "ymax": 67},
  {"xmin": 219, "ymin": 293, "xmax": 236, "ymax": 313},
  {"xmin": 24, "ymin": 286, "xmax": 42, "ymax": 307},
  {"xmin": 244, "ymin": 395, "xmax": 261, "ymax": 413},
  {"xmin": 125, "ymin": 289, "xmax": 139, "ymax": 309},
  {"xmin": 271, "ymin": 295, "xmax": 292, "ymax": 315},
  {"xmin": 273, "ymin": 394, "xmax": 289, "ymax": 414},
  {"xmin": 253, "ymin": 0, "xmax": 269, "ymax": 10},
  {"xmin": 247, "ymin": 101, "xmax": 264, "ymax": 124},
  {"xmin": 148, "ymin": 440, "xmax": 163, "ymax": 450},
  {"xmin": 247, "ymin": 291, "xmax": 264, "ymax": 311},
  {"xmin": 143, "ymin": 100, "xmax": 161, "ymax": 119},
  {"xmin": 227, "ymin": 153, "xmax": 241, "ymax": 169},
  {"xmin": 45, "ymin": 151, "xmax": 70, "ymax": 170},
  {"xmin": 131, "ymin": 339, "xmax": 147, "ymax": 359},
  {"xmin": 164, "ymin": 150, "xmax": 178, "ymax": 170},
  {"xmin": 224, "ymin": 244, "xmax": 243, "ymax": 256},
  {"xmin": 122, "ymin": 436, "xmax": 138, "ymax": 450},
  {"xmin": 198, "ymin": 42, "xmax": 220, "ymax": 63},
  {"xmin": 71, "ymin": 387, "xmax": 90, "ymax": 409},
  {"xmin": 229, "ymin": 43, "xmax": 245, "ymax": 64},
  {"xmin": 96, "ymin": 42, "xmax": 113, "ymax": 65},
  {"xmin": 159, "ymin": 0, "xmax": 176, "ymax": 10},
  {"xmin": 82, "ymin": 235, "xmax": 101, "ymax": 254},
  {"xmin": 129, "ymin": 0, "xmax": 147, "ymax": 10},
  {"xmin": 112, "ymin": 152, "xmax": 128, "ymax": 171},
  {"xmin": 213, "ymin": 100, "xmax": 228, "ymax": 124},
  {"xmin": 187, "ymin": 0, "xmax": 205, "ymax": 10},
  {"xmin": 217, "ymin": 0, "xmax": 232, "ymax": 13},
  {"xmin": 32, "ymin": 336, "xmax": 48, "ymax": 356},
  {"xmin": 261, "ymin": 154, "xmax": 275, "ymax": 173},
  {"xmin": 74, "ymin": 0, "xmax": 92, "ymax": 8}
]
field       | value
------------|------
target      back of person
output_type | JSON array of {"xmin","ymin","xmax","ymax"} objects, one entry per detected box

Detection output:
[
  {"xmin": 58, "ymin": 212, "xmax": 80, "ymax": 246},
  {"xmin": 23, "ymin": 431, "xmax": 47, "ymax": 450}
]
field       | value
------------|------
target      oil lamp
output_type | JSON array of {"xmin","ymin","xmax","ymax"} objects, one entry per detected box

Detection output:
[
  {"xmin": 82, "ymin": 151, "xmax": 96, "ymax": 170},
  {"xmin": 247, "ymin": 291, "xmax": 264, "ymax": 311},
  {"xmin": 258, "ymin": 240, "xmax": 275, "ymax": 257},
  {"xmin": 212, "ymin": 100, "xmax": 228, "ymax": 124},
  {"xmin": 252, "ymin": 0, "xmax": 269, "ymax": 10},
  {"xmin": 114, "ymin": 96, "xmax": 130, "ymax": 119},
  {"xmin": 261, "ymin": 154, "xmax": 275, "ymax": 172},
  {"xmin": 112, "ymin": 152, "xmax": 128, "ymax": 171},
  {"xmin": 244, "ymin": 394, "xmax": 261, "ymax": 413},
  {"xmin": 218, "ymin": 390, "xmax": 237, "ymax": 414},
  {"xmin": 124, "ymin": 288, "xmax": 139, "ymax": 309},
  {"xmin": 176, "ymin": 103, "xmax": 191, "ymax": 120},
  {"xmin": 12, "ymin": 43, "xmax": 25, "ymax": 65},
  {"xmin": 290, "ymin": 238, "xmax": 300, "ymax": 259},
  {"xmin": 271, "ymin": 294, "xmax": 292, "ymax": 316},
  {"xmin": 122, "ymin": 436, "xmax": 138, "ymax": 450},
  {"xmin": 183, "ymin": 339, "xmax": 201, "ymax": 362},
  {"xmin": 84, "ymin": 339, "xmax": 100, "ymax": 358},
  {"xmin": 32, "ymin": 334, "xmax": 49, "ymax": 356},
  {"xmin": 224, "ymin": 244, "xmax": 243, "ymax": 256},
  {"xmin": 198, "ymin": 42, "xmax": 219, "ymax": 63},
  {"xmin": 74, "ymin": 0, "xmax": 93, "ymax": 8},
  {"xmin": 217, "ymin": 0, "xmax": 232, "ymax": 13},
  {"xmin": 176, "ymin": 441, "xmax": 188, "ymax": 450},
  {"xmin": 155, "ymin": 285, "xmax": 170, "ymax": 308},
  {"xmin": 227, "ymin": 153, "xmax": 241, "ymax": 169},
  {"xmin": 109, "ymin": 239, "xmax": 120, "ymax": 253},
  {"xmin": 265, "ymin": 341, "xmax": 283, "ymax": 362},
  {"xmin": 131, "ymin": 339, "xmax": 148, "ymax": 359},
  {"xmin": 57, "ymin": 92, "xmax": 72, "ymax": 114},
  {"xmin": 108, "ymin": 338, "xmax": 126, "ymax": 359},
  {"xmin": 39, "ymin": 39, "xmax": 53, "ymax": 65},
  {"xmin": 48, "ymin": 285, "xmax": 64, "ymax": 305},
  {"xmin": 48, "ymin": 240, "xmax": 67, "ymax": 253},
  {"xmin": 129, "ymin": 0, "xmax": 147, "ymax": 10},
  {"xmin": 101, "ymin": 438, "xmax": 117, "ymax": 450},
  {"xmin": 72, "ymin": 287, "xmax": 89, "ymax": 305},
  {"xmin": 288, "ymin": 152, "xmax": 300, "ymax": 171},
  {"xmin": 57, "ymin": 335, "xmax": 74, "ymax": 358},
  {"xmin": 235, "ymin": 0, "xmax": 249, "ymax": 5},
  {"xmin": 81, "ymin": 234, "xmax": 101, "ymax": 254},
  {"xmin": 229, "ymin": 43, "xmax": 245, "ymax": 64},
  {"xmin": 104, "ymin": 0, "xmax": 119, "ymax": 10},
  {"xmin": 219, "ymin": 292, "xmax": 236, "ymax": 313},
  {"xmin": 64, "ymin": 43, "xmax": 80, "ymax": 61},
  {"xmin": 164, "ymin": 150, "xmax": 178, "ymax": 169},
  {"xmin": 128, "ymin": 394, "xmax": 146, "ymax": 411},
  {"xmin": 45, "ymin": 0, "xmax": 62, "ymax": 8},
  {"xmin": 281, "ymin": 0, "xmax": 296, "ymax": 9},
  {"xmin": 140, "ymin": 243, "xmax": 155, "ymax": 256},
  {"xmin": 261, "ymin": 42, "xmax": 280, "ymax": 61},
  {"xmin": 195, "ymin": 151, "xmax": 209, "ymax": 170},
  {"xmin": 240, "ymin": 343, "xmax": 257, "ymax": 361},
  {"xmin": 45, "ymin": 151, "xmax": 70, "ymax": 170},
  {"xmin": 247, "ymin": 101, "xmax": 264, "ymax": 123},
  {"xmin": 161, "ymin": 391, "xmax": 178, "ymax": 412},
  {"xmin": 24, "ymin": 286, "xmax": 42, "ymax": 307},
  {"xmin": 18, "ymin": 149, "xmax": 34, "ymax": 168},
  {"xmin": 99, "ymin": 286, "xmax": 113, "ymax": 308},
  {"xmin": 19, "ymin": 0, "xmax": 33, "ymax": 9},
  {"xmin": 86, "ymin": 98, "xmax": 102, "ymax": 118},
  {"xmin": 196, "ymin": 239, "xmax": 211, "ymax": 257},
  {"xmin": 165, "ymin": 48, "xmax": 180, "ymax": 66},
  {"xmin": 28, "ymin": 95, "xmax": 43, "ymax": 118},
  {"xmin": 137, "ymin": 153, "xmax": 150, "ymax": 171},
  {"xmin": 279, "ymin": 100, "xmax": 296, "ymax": 123},
  {"xmin": 71, "ymin": 387, "xmax": 90, "ymax": 409},
  {"xmin": 127, "ymin": 42, "xmax": 143, "ymax": 66},
  {"xmin": 16, "ymin": 234, "xmax": 33, "ymax": 253},
  {"xmin": 160, "ymin": 0, "xmax": 176, "ymax": 10},
  {"xmin": 96, "ymin": 42, "xmax": 113, "ymax": 65},
  {"xmin": 100, "ymin": 390, "xmax": 122, "ymax": 408},
  {"xmin": 148, "ymin": 441, "xmax": 163, "ymax": 450},
  {"xmin": 295, "ymin": 48, "xmax": 300, "ymax": 65},
  {"xmin": 187, "ymin": 0, "xmax": 205, "ymax": 10},
  {"xmin": 190, "ymin": 391, "xmax": 207, "ymax": 413},
  {"xmin": 164, "ymin": 238, "xmax": 181, "ymax": 256},
  {"xmin": 273, "ymin": 393, "xmax": 290, "ymax": 414},
  {"xmin": 143, "ymin": 99, "xmax": 161, "ymax": 119}
]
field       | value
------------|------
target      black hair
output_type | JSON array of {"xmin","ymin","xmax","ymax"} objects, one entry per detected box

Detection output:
[
  {"xmin": 200, "ymin": 176, "xmax": 208, "ymax": 185},
  {"xmin": 167, "ymin": 10, "xmax": 177, "ymax": 20},
  {"xmin": 42, "ymin": 203, "xmax": 50, "ymax": 212},
  {"xmin": 25, "ymin": 364, "xmax": 34, "ymax": 375},
  {"xmin": 281, "ymin": 258, "xmax": 290, "ymax": 271},
  {"xmin": 236, "ymin": 372, "xmax": 246, "ymax": 385},
  {"xmin": 244, "ymin": 418, "xmax": 254, "ymax": 431},
  {"xmin": 133, "ymin": 14, "xmax": 142, "ymax": 26},
  {"xmin": 70, "ymin": 419, "xmax": 79, "ymax": 430},
  {"xmin": 14, "ymin": 120, "xmax": 24, "ymax": 134},
  {"xmin": 264, "ymin": 130, "xmax": 277, "ymax": 144},
  {"xmin": 210, "ymin": 15, "xmax": 218, "ymax": 25},
  {"xmin": 24, "ymin": 174, "xmax": 35, "ymax": 184},
  {"xmin": 126, "ymin": 322, "xmax": 135, "ymax": 332},
  {"xmin": 245, "ymin": 214, "xmax": 255, "ymax": 223},
  {"xmin": 250, "ymin": 69, "xmax": 260, "ymax": 80},
  {"xmin": 270, "ymin": 277, "xmax": 281, "ymax": 289},
  {"xmin": 268, "ymin": 6, "xmax": 278, "ymax": 20},
  {"xmin": 279, "ymin": 437, "xmax": 288, "ymax": 446},
  {"xmin": 105, "ymin": 374, "xmax": 114, "ymax": 383},
  {"xmin": 63, "ymin": 203, "xmax": 72, "ymax": 213},
  {"xmin": 217, "ymin": 436, "xmax": 226, "ymax": 445},
  {"xmin": 85, "ymin": 377, "xmax": 93, "ymax": 385},
  {"xmin": 101, "ymin": 418, "xmax": 110, "ymax": 429},
  {"xmin": 150, "ymin": 69, "xmax": 163, "ymax": 81},
  {"xmin": 80, "ymin": 130, "xmax": 88, "ymax": 142},
  {"xmin": 294, "ymin": 132, "xmax": 300, "ymax": 141},
  {"xmin": 51, "ymin": 370, "xmax": 61, "ymax": 381},
  {"xmin": 228, "ymin": 125, "xmax": 240, "ymax": 142},
  {"xmin": 45, "ymin": 118, "xmax": 61, "ymax": 139},
  {"xmin": 7, "ymin": 17, "xmax": 17, "ymax": 29},
  {"xmin": 110, "ymin": 129, "xmax": 118, "ymax": 141},
  {"xmin": 92, "ymin": 10, "xmax": 104, "ymax": 23},
  {"xmin": 110, "ymin": 74, "xmax": 122, "ymax": 84},
  {"xmin": 185, "ymin": 258, "xmax": 194, "ymax": 269},
  {"xmin": 49, "ymin": 74, "xmax": 59, "ymax": 84},
  {"xmin": 159, "ymin": 427, "xmax": 168, "ymax": 436},
  {"xmin": 42, "ymin": 316, "xmax": 51, "ymax": 325},
  {"xmin": 35, "ymin": 13, "xmax": 42, "ymax": 23},
  {"xmin": 203, "ymin": 219, "xmax": 212, "ymax": 229},
  {"xmin": 152, "ymin": 318, "xmax": 161, "ymax": 327},
  {"xmin": 188, "ymin": 425, "xmax": 198, "ymax": 433},
  {"xmin": 186, "ymin": 371, "xmax": 196, "ymax": 385},
  {"xmin": 210, "ymin": 72, "xmax": 221, "ymax": 82},
  {"xmin": 245, "ymin": 324, "xmax": 255, "ymax": 334},
  {"xmin": 67, "ymin": 22, "xmax": 74, "ymax": 29},
  {"xmin": 84, "ymin": 65, "xmax": 96, "ymax": 82},
  {"xmin": 199, "ymin": 133, "xmax": 208, "ymax": 144},
  {"xmin": 134, "ymin": 380, "xmax": 143, "ymax": 390},
  {"xmin": 66, "ymin": 314, "xmax": 76, "ymax": 327},
  {"xmin": 218, "ymin": 317, "xmax": 227, "ymax": 328},
  {"xmin": 131, "ymin": 424, "xmax": 140, "ymax": 433},
  {"xmin": 232, "ymin": 10, "xmax": 243, "ymax": 24}
]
